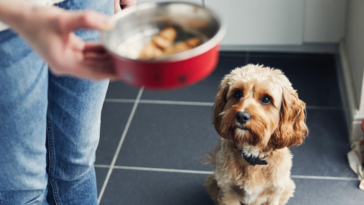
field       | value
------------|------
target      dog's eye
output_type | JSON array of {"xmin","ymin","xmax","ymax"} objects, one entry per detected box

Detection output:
[
  {"xmin": 234, "ymin": 90, "xmax": 242, "ymax": 99},
  {"xmin": 261, "ymin": 95, "xmax": 272, "ymax": 105}
]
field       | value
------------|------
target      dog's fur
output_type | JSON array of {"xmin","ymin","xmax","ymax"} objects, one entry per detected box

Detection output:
[{"xmin": 204, "ymin": 65, "xmax": 308, "ymax": 205}]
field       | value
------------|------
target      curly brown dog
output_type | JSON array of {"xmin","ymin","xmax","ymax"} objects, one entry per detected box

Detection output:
[{"xmin": 204, "ymin": 64, "xmax": 308, "ymax": 205}]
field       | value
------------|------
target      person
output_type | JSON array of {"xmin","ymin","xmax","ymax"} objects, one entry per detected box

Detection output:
[{"xmin": 0, "ymin": 0, "xmax": 136, "ymax": 204}]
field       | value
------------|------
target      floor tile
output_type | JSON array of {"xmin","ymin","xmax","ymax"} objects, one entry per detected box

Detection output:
[
  {"xmin": 141, "ymin": 53, "xmax": 247, "ymax": 102},
  {"xmin": 290, "ymin": 109, "xmax": 354, "ymax": 178},
  {"xmin": 96, "ymin": 102, "xmax": 134, "ymax": 165},
  {"xmin": 100, "ymin": 169, "xmax": 213, "ymax": 205},
  {"xmin": 288, "ymin": 178, "xmax": 364, "ymax": 205},
  {"xmin": 248, "ymin": 53, "xmax": 341, "ymax": 107},
  {"xmin": 115, "ymin": 104, "xmax": 219, "ymax": 171},
  {"xmin": 106, "ymin": 81, "xmax": 140, "ymax": 99},
  {"xmin": 217, "ymin": 52, "xmax": 248, "ymax": 69},
  {"xmin": 95, "ymin": 167, "xmax": 109, "ymax": 196}
]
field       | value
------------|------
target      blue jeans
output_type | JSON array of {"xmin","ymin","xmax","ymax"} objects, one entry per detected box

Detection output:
[{"xmin": 0, "ymin": 0, "xmax": 113, "ymax": 204}]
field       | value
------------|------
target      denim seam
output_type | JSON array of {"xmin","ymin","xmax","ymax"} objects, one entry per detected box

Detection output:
[
  {"xmin": 47, "ymin": 108, "xmax": 62, "ymax": 205},
  {"xmin": 47, "ymin": 108, "xmax": 55, "ymax": 176},
  {"xmin": 49, "ymin": 179, "xmax": 61, "ymax": 205}
]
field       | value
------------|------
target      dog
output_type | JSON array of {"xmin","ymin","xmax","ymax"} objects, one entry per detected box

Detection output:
[{"xmin": 204, "ymin": 64, "xmax": 308, "ymax": 205}]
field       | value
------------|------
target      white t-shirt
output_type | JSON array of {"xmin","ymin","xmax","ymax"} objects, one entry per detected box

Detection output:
[{"xmin": 0, "ymin": 0, "xmax": 65, "ymax": 32}]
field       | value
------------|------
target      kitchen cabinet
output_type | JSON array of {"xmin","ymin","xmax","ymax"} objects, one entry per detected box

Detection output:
[
  {"xmin": 205, "ymin": 0, "xmax": 304, "ymax": 45},
  {"xmin": 205, "ymin": 0, "xmax": 347, "ymax": 45}
]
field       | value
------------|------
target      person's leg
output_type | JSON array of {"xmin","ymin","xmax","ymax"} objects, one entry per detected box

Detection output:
[
  {"xmin": 46, "ymin": 0, "xmax": 113, "ymax": 204},
  {"xmin": 0, "ymin": 29, "xmax": 49, "ymax": 204},
  {"xmin": 46, "ymin": 75, "xmax": 107, "ymax": 205}
]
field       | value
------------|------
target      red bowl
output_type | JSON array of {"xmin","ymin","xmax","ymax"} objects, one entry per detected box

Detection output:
[{"xmin": 101, "ymin": 2, "xmax": 226, "ymax": 90}]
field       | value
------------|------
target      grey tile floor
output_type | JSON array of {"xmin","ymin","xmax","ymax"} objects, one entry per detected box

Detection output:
[{"xmin": 95, "ymin": 52, "xmax": 364, "ymax": 204}]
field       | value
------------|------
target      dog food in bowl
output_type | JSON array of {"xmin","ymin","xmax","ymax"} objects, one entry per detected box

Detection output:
[
  {"xmin": 101, "ymin": 2, "xmax": 226, "ymax": 89},
  {"xmin": 138, "ymin": 27, "xmax": 202, "ymax": 60}
]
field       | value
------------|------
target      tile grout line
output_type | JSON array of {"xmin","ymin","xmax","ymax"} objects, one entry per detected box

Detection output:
[
  {"xmin": 105, "ymin": 99, "xmax": 213, "ymax": 106},
  {"xmin": 290, "ymin": 175, "xmax": 358, "ymax": 181},
  {"xmin": 140, "ymin": 99, "xmax": 214, "ymax": 106},
  {"xmin": 97, "ymin": 88, "xmax": 144, "ymax": 204},
  {"xmin": 104, "ymin": 99, "xmax": 135, "ymax": 103},
  {"xmin": 113, "ymin": 166, "xmax": 212, "ymax": 175},
  {"xmin": 104, "ymin": 99, "xmax": 343, "ymax": 110},
  {"xmin": 95, "ymin": 164, "xmax": 110, "ymax": 168},
  {"xmin": 95, "ymin": 165, "xmax": 213, "ymax": 175},
  {"xmin": 94, "ymin": 164, "xmax": 358, "ymax": 181}
]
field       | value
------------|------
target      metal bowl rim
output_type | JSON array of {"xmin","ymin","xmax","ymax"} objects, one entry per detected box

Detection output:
[{"xmin": 101, "ymin": 1, "xmax": 226, "ymax": 63}]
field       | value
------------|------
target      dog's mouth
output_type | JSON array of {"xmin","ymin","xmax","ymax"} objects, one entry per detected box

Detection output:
[
  {"xmin": 234, "ymin": 126, "xmax": 250, "ymax": 140},
  {"xmin": 237, "ymin": 127, "xmax": 249, "ymax": 131}
]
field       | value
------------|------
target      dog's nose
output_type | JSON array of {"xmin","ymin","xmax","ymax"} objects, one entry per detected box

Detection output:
[{"xmin": 236, "ymin": 112, "xmax": 251, "ymax": 124}]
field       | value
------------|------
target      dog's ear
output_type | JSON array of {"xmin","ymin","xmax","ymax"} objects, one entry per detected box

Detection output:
[
  {"xmin": 268, "ymin": 87, "xmax": 308, "ymax": 150},
  {"xmin": 212, "ymin": 77, "xmax": 230, "ymax": 137}
]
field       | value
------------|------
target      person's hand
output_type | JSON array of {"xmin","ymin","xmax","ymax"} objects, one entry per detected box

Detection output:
[
  {"xmin": 114, "ymin": 0, "xmax": 137, "ymax": 13},
  {"xmin": 11, "ymin": 5, "xmax": 117, "ymax": 80}
]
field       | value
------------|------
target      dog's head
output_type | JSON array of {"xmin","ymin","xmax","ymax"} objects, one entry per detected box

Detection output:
[{"xmin": 213, "ymin": 65, "xmax": 308, "ymax": 151}]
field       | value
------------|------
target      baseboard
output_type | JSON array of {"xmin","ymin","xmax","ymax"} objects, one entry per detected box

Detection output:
[
  {"xmin": 337, "ymin": 40, "xmax": 363, "ymax": 142},
  {"xmin": 220, "ymin": 43, "xmax": 337, "ymax": 54}
]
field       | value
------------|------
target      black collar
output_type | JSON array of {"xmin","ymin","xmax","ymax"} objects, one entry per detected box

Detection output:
[{"xmin": 240, "ymin": 150, "xmax": 269, "ymax": 166}]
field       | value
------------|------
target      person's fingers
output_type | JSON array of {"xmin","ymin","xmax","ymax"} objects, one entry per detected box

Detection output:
[
  {"xmin": 48, "ymin": 57, "xmax": 117, "ymax": 80},
  {"xmin": 84, "ymin": 52, "xmax": 112, "ymax": 60},
  {"xmin": 72, "ymin": 50, "xmax": 84, "ymax": 62},
  {"xmin": 71, "ymin": 54, "xmax": 117, "ymax": 80},
  {"xmin": 83, "ymin": 58, "xmax": 114, "ymax": 69},
  {"xmin": 77, "ymin": 63, "xmax": 118, "ymax": 80},
  {"xmin": 83, "ymin": 43, "xmax": 112, "ymax": 60},
  {"xmin": 60, "ymin": 10, "xmax": 115, "ymax": 32},
  {"xmin": 57, "ymin": 41, "xmax": 115, "ymax": 80},
  {"xmin": 83, "ymin": 43, "xmax": 108, "ymax": 53},
  {"xmin": 83, "ymin": 43, "xmax": 113, "ymax": 61}
]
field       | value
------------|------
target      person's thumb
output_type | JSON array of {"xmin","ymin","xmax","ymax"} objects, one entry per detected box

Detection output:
[{"xmin": 62, "ymin": 10, "xmax": 115, "ymax": 32}]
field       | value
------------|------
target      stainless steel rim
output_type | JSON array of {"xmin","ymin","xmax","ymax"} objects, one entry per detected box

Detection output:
[{"xmin": 101, "ymin": 2, "xmax": 226, "ymax": 63}]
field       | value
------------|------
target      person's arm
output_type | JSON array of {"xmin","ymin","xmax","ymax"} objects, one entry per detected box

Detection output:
[{"xmin": 0, "ymin": 0, "xmax": 117, "ymax": 80}]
